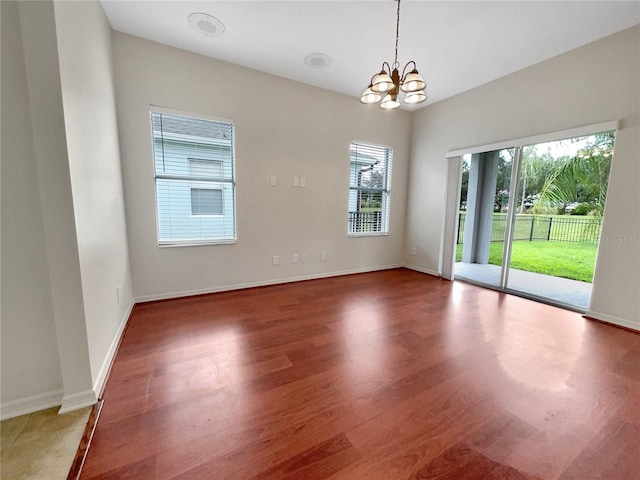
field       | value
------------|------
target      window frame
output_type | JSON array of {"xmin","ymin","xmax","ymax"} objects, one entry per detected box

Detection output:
[
  {"xmin": 348, "ymin": 141, "xmax": 393, "ymax": 237},
  {"xmin": 149, "ymin": 106, "xmax": 237, "ymax": 247}
]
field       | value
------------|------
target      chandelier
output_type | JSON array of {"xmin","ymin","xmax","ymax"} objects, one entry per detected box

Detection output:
[{"xmin": 360, "ymin": 0, "xmax": 426, "ymax": 109}]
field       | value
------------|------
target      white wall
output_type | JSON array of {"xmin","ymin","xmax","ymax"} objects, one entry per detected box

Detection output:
[
  {"xmin": 112, "ymin": 33, "xmax": 412, "ymax": 300},
  {"xmin": 405, "ymin": 26, "xmax": 640, "ymax": 329},
  {"xmin": 0, "ymin": 0, "xmax": 64, "ymax": 417},
  {"xmin": 1, "ymin": 0, "xmax": 135, "ymax": 418},
  {"xmin": 2, "ymin": 0, "xmax": 96, "ymax": 417},
  {"xmin": 53, "ymin": 0, "xmax": 134, "ymax": 398}
]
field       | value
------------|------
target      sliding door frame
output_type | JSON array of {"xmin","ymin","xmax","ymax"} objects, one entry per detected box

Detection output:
[
  {"xmin": 441, "ymin": 120, "xmax": 619, "ymax": 301},
  {"xmin": 500, "ymin": 146, "xmax": 522, "ymax": 289},
  {"xmin": 441, "ymin": 158, "xmax": 463, "ymax": 280}
]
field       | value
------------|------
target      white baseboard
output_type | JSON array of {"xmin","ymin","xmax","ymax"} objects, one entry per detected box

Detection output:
[
  {"xmin": 0, "ymin": 389, "xmax": 63, "ymax": 421},
  {"xmin": 135, "ymin": 264, "xmax": 403, "ymax": 303},
  {"xmin": 1, "ymin": 302, "xmax": 133, "ymax": 420},
  {"xmin": 585, "ymin": 310, "xmax": 640, "ymax": 332},
  {"xmin": 59, "ymin": 390, "xmax": 98, "ymax": 415},
  {"xmin": 403, "ymin": 263, "xmax": 441, "ymax": 277},
  {"xmin": 93, "ymin": 300, "xmax": 134, "ymax": 397}
]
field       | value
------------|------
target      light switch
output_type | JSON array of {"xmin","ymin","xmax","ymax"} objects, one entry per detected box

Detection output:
[{"xmin": 270, "ymin": 175, "xmax": 277, "ymax": 186}]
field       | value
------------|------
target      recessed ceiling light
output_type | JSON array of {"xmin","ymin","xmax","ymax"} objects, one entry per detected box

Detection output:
[
  {"xmin": 304, "ymin": 52, "xmax": 332, "ymax": 69},
  {"xmin": 188, "ymin": 12, "xmax": 225, "ymax": 37}
]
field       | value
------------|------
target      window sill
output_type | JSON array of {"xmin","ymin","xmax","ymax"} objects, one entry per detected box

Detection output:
[
  {"xmin": 348, "ymin": 232, "xmax": 389, "ymax": 238},
  {"xmin": 158, "ymin": 239, "xmax": 237, "ymax": 248}
]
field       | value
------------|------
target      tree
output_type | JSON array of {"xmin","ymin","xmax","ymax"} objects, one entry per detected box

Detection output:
[
  {"xmin": 495, "ymin": 151, "xmax": 513, "ymax": 212},
  {"xmin": 517, "ymin": 146, "xmax": 556, "ymax": 213},
  {"xmin": 361, "ymin": 169, "xmax": 384, "ymax": 190},
  {"xmin": 533, "ymin": 132, "xmax": 613, "ymax": 219},
  {"xmin": 460, "ymin": 159, "xmax": 469, "ymax": 209},
  {"xmin": 358, "ymin": 164, "xmax": 383, "ymax": 208}
]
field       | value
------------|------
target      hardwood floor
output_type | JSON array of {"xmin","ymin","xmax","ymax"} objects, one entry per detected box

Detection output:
[{"xmin": 79, "ymin": 269, "xmax": 640, "ymax": 479}]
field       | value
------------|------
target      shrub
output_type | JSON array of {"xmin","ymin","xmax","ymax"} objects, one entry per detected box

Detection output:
[{"xmin": 571, "ymin": 203, "xmax": 594, "ymax": 216}]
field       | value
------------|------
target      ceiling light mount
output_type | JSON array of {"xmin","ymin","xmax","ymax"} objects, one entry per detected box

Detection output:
[
  {"xmin": 304, "ymin": 52, "xmax": 332, "ymax": 69},
  {"xmin": 361, "ymin": 0, "xmax": 426, "ymax": 109},
  {"xmin": 188, "ymin": 12, "xmax": 225, "ymax": 37}
]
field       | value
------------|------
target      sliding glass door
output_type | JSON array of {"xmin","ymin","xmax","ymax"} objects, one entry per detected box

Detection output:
[
  {"xmin": 456, "ymin": 148, "xmax": 513, "ymax": 287},
  {"xmin": 453, "ymin": 129, "xmax": 615, "ymax": 311}
]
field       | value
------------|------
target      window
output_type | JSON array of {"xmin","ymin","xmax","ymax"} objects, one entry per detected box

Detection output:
[
  {"xmin": 348, "ymin": 142, "xmax": 392, "ymax": 235},
  {"xmin": 150, "ymin": 110, "xmax": 236, "ymax": 245},
  {"xmin": 188, "ymin": 158, "xmax": 224, "ymax": 216},
  {"xmin": 190, "ymin": 188, "xmax": 223, "ymax": 216}
]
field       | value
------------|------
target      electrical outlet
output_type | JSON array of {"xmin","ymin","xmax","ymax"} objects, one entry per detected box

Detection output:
[
  {"xmin": 270, "ymin": 175, "xmax": 277, "ymax": 186},
  {"xmin": 292, "ymin": 253, "xmax": 299, "ymax": 263},
  {"xmin": 299, "ymin": 177, "xmax": 306, "ymax": 188},
  {"xmin": 116, "ymin": 286, "xmax": 120, "ymax": 304},
  {"xmin": 272, "ymin": 255, "xmax": 279, "ymax": 265},
  {"xmin": 321, "ymin": 251, "xmax": 327, "ymax": 261},
  {"xmin": 301, "ymin": 253, "xmax": 308, "ymax": 263},
  {"xmin": 293, "ymin": 176, "xmax": 299, "ymax": 187},
  {"xmin": 411, "ymin": 247, "xmax": 417, "ymax": 256}
]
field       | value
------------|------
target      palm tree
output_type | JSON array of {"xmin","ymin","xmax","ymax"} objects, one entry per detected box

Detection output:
[{"xmin": 533, "ymin": 132, "xmax": 613, "ymax": 219}]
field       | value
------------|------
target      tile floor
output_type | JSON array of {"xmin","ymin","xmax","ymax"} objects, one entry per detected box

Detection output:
[
  {"xmin": 454, "ymin": 262, "xmax": 592, "ymax": 309},
  {"xmin": 1, "ymin": 406, "xmax": 91, "ymax": 480}
]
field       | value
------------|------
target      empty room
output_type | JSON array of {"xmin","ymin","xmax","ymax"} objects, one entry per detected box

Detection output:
[{"xmin": 1, "ymin": 1, "xmax": 639, "ymax": 479}]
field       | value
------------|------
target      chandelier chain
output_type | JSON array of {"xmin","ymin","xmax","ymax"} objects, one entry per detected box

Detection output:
[{"xmin": 394, "ymin": 0, "xmax": 401, "ymax": 67}]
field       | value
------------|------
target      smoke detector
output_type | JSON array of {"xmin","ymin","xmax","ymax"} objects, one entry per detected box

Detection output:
[{"xmin": 188, "ymin": 13, "xmax": 225, "ymax": 37}]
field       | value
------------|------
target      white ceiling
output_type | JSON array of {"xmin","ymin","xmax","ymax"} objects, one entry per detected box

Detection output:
[{"xmin": 100, "ymin": 1, "xmax": 640, "ymax": 110}]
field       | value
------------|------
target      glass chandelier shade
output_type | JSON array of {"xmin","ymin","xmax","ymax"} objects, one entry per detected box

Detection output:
[
  {"xmin": 380, "ymin": 92, "xmax": 401, "ymax": 109},
  {"xmin": 400, "ymin": 69, "xmax": 426, "ymax": 92},
  {"xmin": 360, "ymin": 85, "xmax": 382, "ymax": 104},
  {"xmin": 360, "ymin": 0, "xmax": 427, "ymax": 109},
  {"xmin": 403, "ymin": 90, "xmax": 426, "ymax": 104},
  {"xmin": 371, "ymin": 71, "xmax": 395, "ymax": 93}
]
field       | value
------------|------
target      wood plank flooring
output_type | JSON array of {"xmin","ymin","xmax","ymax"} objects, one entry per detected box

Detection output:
[{"xmin": 79, "ymin": 269, "xmax": 640, "ymax": 479}]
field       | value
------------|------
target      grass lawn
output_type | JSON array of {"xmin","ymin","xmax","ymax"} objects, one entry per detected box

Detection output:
[{"xmin": 456, "ymin": 240, "xmax": 598, "ymax": 283}]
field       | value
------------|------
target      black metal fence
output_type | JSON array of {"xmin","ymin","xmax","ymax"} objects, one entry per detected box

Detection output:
[
  {"xmin": 457, "ymin": 213, "xmax": 602, "ymax": 244},
  {"xmin": 349, "ymin": 211, "xmax": 382, "ymax": 233}
]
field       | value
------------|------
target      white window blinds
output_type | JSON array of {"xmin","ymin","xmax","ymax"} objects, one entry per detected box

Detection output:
[
  {"xmin": 150, "ymin": 111, "xmax": 236, "ymax": 245},
  {"xmin": 348, "ymin": 142, "xmax": 392, "ymax": 235}
]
